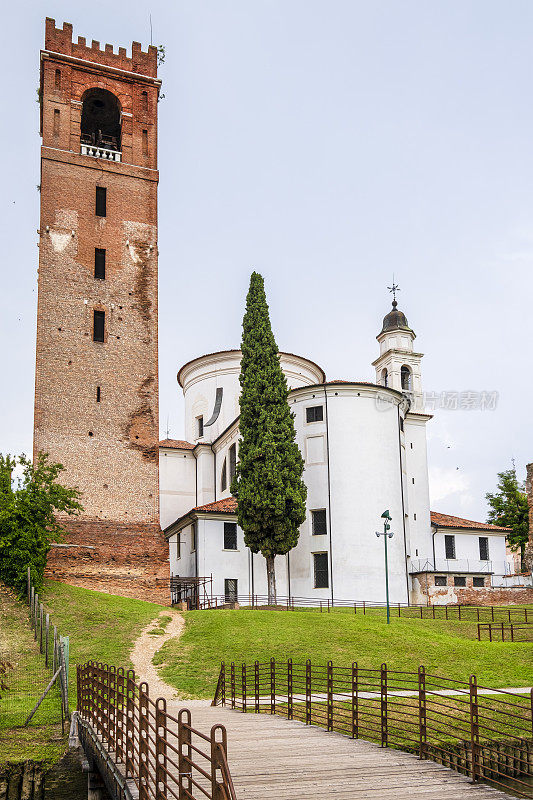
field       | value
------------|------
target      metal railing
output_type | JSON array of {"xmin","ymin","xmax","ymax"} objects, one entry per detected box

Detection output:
[
  {"xmin": 213, "ymin": 659, "xmax": 533, "ymax": 797},
  {"xmin": 409, "ymin": 558, "xmax": 508, "ymax": 574},
  {"xmin": 477, "ymin": 622, "xmax": 533, "ymax": 642},
  {"xmin": 80, "ymin": 143, "xmax": 122, "ymax": 161},
  {"xmin": 77, "ymin": 661, "xmax": 237, "ymax": 800},
  {"xmin": 197, "ymin": 594, "xmax": 532, "ymax": 621}
]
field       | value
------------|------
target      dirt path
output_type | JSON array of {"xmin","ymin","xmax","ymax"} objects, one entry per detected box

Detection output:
[{"xmin": 129, "ymin": 610, "xmax": 186, "ymax": 702}]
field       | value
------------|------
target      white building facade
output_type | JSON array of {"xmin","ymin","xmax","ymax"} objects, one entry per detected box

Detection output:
[{"xmin": 160, "ymin": 302, "xmax": 517, "ymax": 606}]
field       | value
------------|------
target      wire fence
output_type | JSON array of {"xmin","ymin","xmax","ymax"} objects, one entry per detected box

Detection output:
[{"xmin": 0, "ymin": 570, "xmax": 69, "ymax": 730}]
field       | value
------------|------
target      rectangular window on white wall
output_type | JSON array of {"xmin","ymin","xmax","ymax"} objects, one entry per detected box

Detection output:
[
  {"xmin": 191, "ymin": 523, "xmax": 197, "ymax": 552},
  {"xmin": 479, "ymin": 537, "xmax": 489, "ymax": 561},
  {"xmin": 313, "ymin": 552, "xmax": 329, "ymax": 588},
  {"xmin": 306, "ymin": 406, "xmax": 323, "ymax": 423},
  {"xmin": 224, "ymin": 522, "xmax": 237, "ymax": 550},
  {"xmin": 196, "ymin": 417, "xmax": 204, "ymax": 438},
  {"xmin": 229, "ymin": 444, "xmax": 237, "ymax": 481},
  {"xmin": 311, "ymin": 509, "xmax": 327, "ymax": 536},
  {"xmin": 175, "ymin": 532, "xmax": 181, "ymax": 560},
  {"xmin": 225, "ymin": 578, "xmax": 238, "ymax": 602},
  {"xmin": 444, "ymin": 535, "xmax": 456, "ymax": 559}
]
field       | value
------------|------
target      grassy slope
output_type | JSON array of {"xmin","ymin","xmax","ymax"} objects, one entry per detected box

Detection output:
[
  {"xmin": 155, "ymin": 609, "xmax": 533, "ymax": 698},
  {"xmin": 43, "ymin": 581, "xmax": 167, "ymax": 672}
]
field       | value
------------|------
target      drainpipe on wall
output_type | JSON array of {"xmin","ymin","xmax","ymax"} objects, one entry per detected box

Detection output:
[{"xmin": 323, "ymin": 386, "xmax": 334, "ymax": 604}]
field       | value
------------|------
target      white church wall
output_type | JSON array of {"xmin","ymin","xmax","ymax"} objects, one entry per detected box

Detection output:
[
  {"xmin": 404, "ymin": 414, "xmax": 432, "ymax": 564},
  {"xmin": 214, "ymin": 425, "xmax": 240, "ymax": 499},
  {"xmin": 195, "ymin": 445, "xmax": 215, "ymax": 506},
  {"xmin": 159, "ymin": 449, "xmax": 196, "ymax": 529},
  {"xmin": 169, "ymin": 522, "xmax": 197, "ymax": 578}
]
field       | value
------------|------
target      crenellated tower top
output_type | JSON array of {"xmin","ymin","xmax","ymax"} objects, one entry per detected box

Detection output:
[{"xmin": 44, "ymin": 18, "xmax": 158, "ymax": 77}]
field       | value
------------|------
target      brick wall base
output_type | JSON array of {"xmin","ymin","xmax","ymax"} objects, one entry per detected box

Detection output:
[
  {"xmin": 411, "ymin": 575, "xmax": 533, "ymax": 606},
  {"xmin": 45, "ymin": 519, "xmax": 170, "ymax": 605}
]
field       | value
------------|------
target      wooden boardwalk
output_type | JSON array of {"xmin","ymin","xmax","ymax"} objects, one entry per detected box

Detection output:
[{"xmin": 177, "ymin": 702, "xmax": 514, "ymax": 799}]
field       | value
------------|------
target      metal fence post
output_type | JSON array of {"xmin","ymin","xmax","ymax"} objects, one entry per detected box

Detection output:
[
  {"xmin": 242, "ymin": 663, "xmax": 247, "ymax": 714},
  {"xmin": 27, "ymin": 567, "xmax": 31, "ymax": 604},
  {"xmin": 34, "ymin": 593, "xmax": 38, "ymax": 640},
  {"xmin": 254, "ymin": 661, "xmax": 259, "ymax": 714},
  {"xmin": 327, "ymin": 661, "xmax": 333, "ymax": 731},
  {"xmin": 380, "ymin": 663, "xmax": 388, "ymax": 748},
  {"xmin": 178, "ymin": 708, "xmax": 192, "ymax": 800},
  {"xmin": 469, "ymin": 675, "xmax": 479, "ymax": 783},
  {"xmin": 288, "ymin": 659, "xmax": 293, "ymax": 720},
  {"xmin": 125, "ymin": 670, "xmax": 135, "ymax": 778},
  {"xmin": 116, "ymin": 667, "xmax": 125, "ymax": 763},
  {"xmin": 270, "ymin": 658, "xmax": 276, "ymax": 715},
  {"xmin": 45, "ymin": 613, "xmax": 50, "ymax": 668},
  {"xmin": 230, "ymin": 662, "xmax": 235, "ymax": 709},
  {"xmin": 351, "ymin": 662, "xmax": 358, "ymax": 739},
  {"xmin": 220, "ymin": 662, "xmax": 226, "ymax": 707},
  {"xmin": 139, "ymin": 682, "xmax": 150, "ymax": 800},
  {"xmin": 211, "ymin": 724, "xmax": 228, "ymax": 800},
  {"xmin": 305, "ymin": 659, "xmax": 311, "ymax": 725},
  {"xmin": 418, "ymin": 666, "xmax": 426, "ymax": 759},
  {"xmin": 155, "ymin": 698, "xmax": 167, "ymax": 800}
]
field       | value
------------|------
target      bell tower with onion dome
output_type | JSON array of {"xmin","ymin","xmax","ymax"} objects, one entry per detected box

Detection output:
[{"xmin": 372, "ymin": 288, "xmax": 424, "ymax": 411}]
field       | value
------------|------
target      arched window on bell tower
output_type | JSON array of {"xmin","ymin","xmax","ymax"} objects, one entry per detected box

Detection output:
[
  {"xmin": 381, "ymin": 368, "xmax": 388, "ymax": 387},
  {"xmin": 81, "ymin": 88, "xmax": 121, "ymax": 152},
  {"xmin": 401, "ymin": 365, "xmax": 412, "ymax": 392}
]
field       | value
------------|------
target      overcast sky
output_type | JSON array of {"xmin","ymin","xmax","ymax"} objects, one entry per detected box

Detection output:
[{"xmin": 1, "ymin": 1, "xmax": 531, "ymax": 521}]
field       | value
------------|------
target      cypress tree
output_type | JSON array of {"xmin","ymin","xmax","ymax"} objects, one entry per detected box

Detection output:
[{"xmin": 231, "ymin": 272, "xmax": 307, "ymax": 604}]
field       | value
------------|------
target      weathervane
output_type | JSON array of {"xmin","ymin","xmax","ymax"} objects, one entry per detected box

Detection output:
[{"xmin": 387, "ymin": 277, "xmax": 400, "ymax": 304}]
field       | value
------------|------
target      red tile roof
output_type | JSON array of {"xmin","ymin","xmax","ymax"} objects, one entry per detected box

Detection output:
[
  {"xmin": 193, "ymin": 497, "xmax": 237, "ymax": 514},
  {"xmin": 159, "ymin": 438, "xmax": 195, "ymax": 450},
  {"xmin": 430, "ymin": 511, "xmax": 512, "ymax": 533}
]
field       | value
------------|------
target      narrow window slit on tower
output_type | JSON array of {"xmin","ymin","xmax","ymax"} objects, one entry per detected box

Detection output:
[
  {"xmin": 96, "ymin": 386, "xmax": 101, "ymax": 403},
  {"xmin": 53, "ymin": 109, "xmax": 60, "ymax": 136},
  {"xmin": 55, "ymin": 69, "xmax": 61, "ymax": 89},
  {"xmin": 96, "ymin": 186, "xmax": 107, "ymax": 217},
  {"xmin": 95, "ymin": 248, "xmax": 106, "ymax": 279},
  {"xmin": 93, "ymin": 310, "xmax": 105, "ymax": 342},
  {"xmin": 142, "ymin": 129, "xmax": 148, "ymax": 156},
  {"xmin": 141, "ymin": 91, "xmax": 148, "ymax": 111}
]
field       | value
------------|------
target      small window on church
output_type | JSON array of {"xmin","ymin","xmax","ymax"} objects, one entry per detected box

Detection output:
[
  {"xmin": 141, "ymin": 90, "xmax": 148, "ymax": 111},
  {"xmin": 313, "ymin": 553, "xmax": 329, "ymax": 589},
  {"xmin": 224, "ymin": 578, "xmax": 238, "ymax": 602},
  {"xmin": 191, "ymin": 522, "xmax": 197, "ymax": 552},
  {"xmin": 229, "ymin": 444, "xmax": 237, "ymax": 481},
  {"xmin": 96, "ymin": 386, "xmax": 101, "ymax": 403},
  {"xmin": 381, "ymin": 368, "xmax": 388, "ymax": 387},
  {"xmin": 306, "ymin": 406, "xmax": 323, "ymax": 423},
  {"xmin": 311, "ymin": 509, "xmax": 327, "ymax": 536},
  {"xmin": 224, "ymin": 523, "xmax": 237, "ymax": 550},
  {"xmin": 401, "ymin": 366, "xmax": 412, "ymax": 391},
  {"xmin": 434, "ymin": 575, "xmax": 446, "ymax": 586},
  {"xmin": 473, "ymin": 576, "xmax": 484, "ymax": 587},
  {"xmin": 142, "ymin": 129, "xmax": 148, "ymax": 156},
  {"xmin": 479, "ymin": 537, "xmax": 489, "ymax": 561},
  {"xmin": 454, "ymin": 576, "xmax": 466, "ymax": 587},
  {"xmin": 93, "ymin": 310, "xmax": 105, "ymax": 342},
  {"xmin": 221, "ymin": 458, "xmax": 227, "ymax": 492},
  {"xmin": 53, "ymin": 109, "xmax": 60, "ymax": 137},
  {"xmin": 96, "ymin": 186, "xmax": 107, "ymax": 217},
  {"xmin": 55, "ymin": 69, "xmax": 61, "ymax": 89},
  {"xmin": 196, "ymin": 416, "xmax": 204, "ymax": 438},
  {"xmin": 175, "ymin": 532, "xmax": 181, "ymax": 559},
  {"xmin": 444, "ymin": 535, "xmax": 456, "ymax": 560},
  {"xmin": 95, "ymin": 248, "xmax": 106, "ymax": 280}
]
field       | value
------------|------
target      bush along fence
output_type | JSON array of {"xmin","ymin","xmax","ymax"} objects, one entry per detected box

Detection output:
[
  {"xmin": 76, "ymin": 661, "xmax": 237, "ymax": 800},
  {"xmin": 212, "ymin": 659, "xmax": 533, "ymax": 798},
  {"xmin": 197, "ymin": 594, "xmax": 532, "ymax": 621},
  {"xmin": 25, "ymin": 568, "xmax": 70, "ymax": 730}
]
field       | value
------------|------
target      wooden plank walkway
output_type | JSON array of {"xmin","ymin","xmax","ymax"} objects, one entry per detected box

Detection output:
[{"xmin": 174, "ymin": 702, "xmax": 514, "ymax": 799}]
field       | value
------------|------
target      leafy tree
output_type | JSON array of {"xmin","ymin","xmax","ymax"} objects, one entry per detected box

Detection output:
[
  {"xmin": 486, "ymin": 468, "xmax": 529, "ymax": 570},
  {"xmin": 231, "ymin": 273, "xmax": 307, "ymax": 604},
  {"xmin": 0, "ymin": 453, "xmax": 82, "ymax": 596}
]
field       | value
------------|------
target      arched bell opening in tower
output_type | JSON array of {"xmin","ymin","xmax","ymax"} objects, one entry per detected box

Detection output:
[{"xmin": 80, "ymin": 88, "xmax": 121, "ymax": 151}]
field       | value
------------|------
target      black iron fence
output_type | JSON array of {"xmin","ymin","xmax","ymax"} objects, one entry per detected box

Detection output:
[
  {"xmin": 477, "ymin": 622, "xmax": 533, "ymax": 642},
  {"xmin": 77, "ymin": 661, "xmax": 237, "ymax": 800},
  {"xmin": 213, "ymin": 658, "xmax": 533, "ymax": 798}
]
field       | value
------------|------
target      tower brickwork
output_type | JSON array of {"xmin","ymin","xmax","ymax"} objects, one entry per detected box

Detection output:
[{"xmin": 35, "ymin": 19, "xmax": 168, "ymax": 600}]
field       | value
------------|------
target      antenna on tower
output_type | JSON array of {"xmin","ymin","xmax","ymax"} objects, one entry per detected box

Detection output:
[{"xmin": 387, "ymin": 276, "xmax": 400, "ymax": 304}]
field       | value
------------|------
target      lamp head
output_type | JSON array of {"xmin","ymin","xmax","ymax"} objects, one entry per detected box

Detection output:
[{"xmin": 381, "ymin": 510, "xmax": 392, "ymax": 521}]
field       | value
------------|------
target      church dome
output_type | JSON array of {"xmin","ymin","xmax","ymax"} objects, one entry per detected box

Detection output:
[{"xmin": 380, "ymin": 300, "xmax": 414, "ymax": 335}]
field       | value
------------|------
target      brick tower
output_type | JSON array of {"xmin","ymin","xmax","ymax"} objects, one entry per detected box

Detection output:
[{"xmin": 35, "ymin": 18, "xmax": 168, "ymax": 600}]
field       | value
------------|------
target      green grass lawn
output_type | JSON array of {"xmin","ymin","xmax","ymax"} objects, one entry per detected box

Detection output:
[
  {"xmin": 155, "ymin": 609, "xmax": 533, "ymax": 699},
  {"xmin": 43, "ymin": 581, "xmax": 167, "ymax": 670}
]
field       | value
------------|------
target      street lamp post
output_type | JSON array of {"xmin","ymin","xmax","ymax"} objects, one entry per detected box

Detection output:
[{"xmin": 376, "ymin": 510, "xmax": 394, "ymax": 624}]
